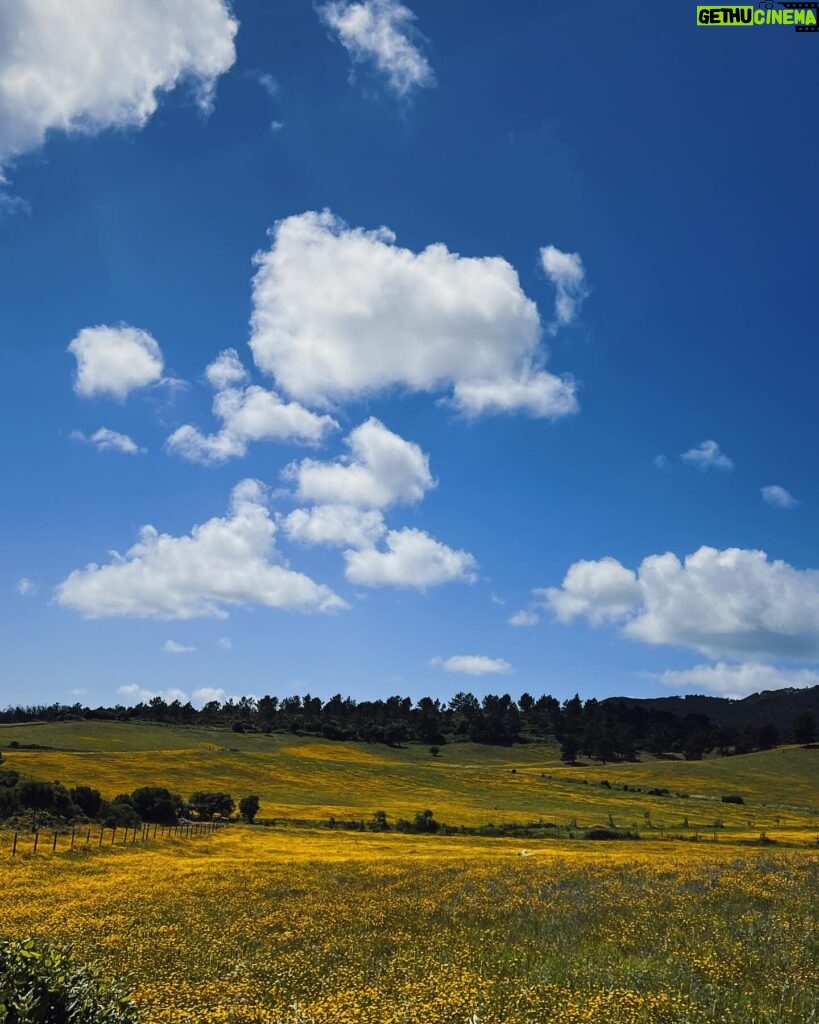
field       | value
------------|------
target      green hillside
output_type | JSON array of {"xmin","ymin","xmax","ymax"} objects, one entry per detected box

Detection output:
[{"xmin": 2, "ymin": 720, "xmax": 816, "ymax": 842}]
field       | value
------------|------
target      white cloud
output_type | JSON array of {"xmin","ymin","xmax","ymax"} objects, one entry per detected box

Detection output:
[
  {"xmin": 284, "ymin": 504, "xmax": 386, "ymax": 549},
  {"xmin": 255, "ymin": 73, "xmax": 279, "ymax": 99},
  {"xmin": 680, "ymin": 439, "xmax": 733, "ymax": 472},
  {"xmin": 541, "ymin": 556, "xmax": 641, "ymax": 627},
  {"xmin": 431, "ymin": 655, "xmax": 513, "ymax": 676},
  {"xmin": 656, "ymin": 662, "xmax": 819, "ymax": 699},
  {"xmin": 16, "ymin": 577, "xmax": 37, "ymax": 597},
  {"xmin": 71, "ymin": 427, "xmax": 146, "ymax": 455},
  {"xmin": 163, "ymin": 640, "xmax": 195, "ymax": 654},
  {"xmin": 762, "ymin": 485, "xmax": 798, "ymax": 510},
  {"xmin": 653, "ymin": 454, "xmax": 668, "ymax": 470},
  {"xmin": 249, "ymin": 210, "xmax": 577, "ymax": 418},
  {"xmin": 205, "ymin": 348, "xmax": 249, "ymax": 391},
  {"xmin": 319, "ymin": 0, "xmax": 434, "ymax": 97},
  {"xmin": 508, "ymin": 609, "xmax": 539, "ymax": 627},
  {"xmin": 539, "ymin": 245, "xmax": 588, "ymax": 327},
  {"xmin": 70, "ymin": 688, "xmax": 89, "ymax": 696},
  {"xmin": 192, "ymin": 686, "xmax": 227, "ymax": 703},
  {"xmin": 55, "ymin": 478, "xmax": 347, "ymax": 620},
  {"xmin": 68, "ymin": 325, "xmax": 164, "ymax": 400},
  {"xmin": 452, "ymin": 372, "xmax": 577, "ymax": 420},
  {"xmin": 344, "ymin": 527, "xmax": 477, "ymax": 588},
  {"xmin": 543, "ymin": 545, "xmax": 819, "ymax": 660},
  {"xmin": 119, "ymin": 683, "xmax": 189, "ymax": 704},
  {"xmin": 286, "ymin": 418, "xmax": 433, "ymax": 509},
  {"xmin": 168, "ymin": 384, "xmax": 338, "ymax": 464},
  {"xmin": 215, "ymin": 637, "xmax": 232, "ymax": 651},
  {"xmin": 0, "ymin": 0, "xmax": 237, "ymax": 180}
]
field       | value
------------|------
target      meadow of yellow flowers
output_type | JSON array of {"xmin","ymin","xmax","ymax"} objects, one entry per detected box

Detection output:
[{"xmin": 2, "ymin": 827, "xmax": 817, "ymax": 1024}]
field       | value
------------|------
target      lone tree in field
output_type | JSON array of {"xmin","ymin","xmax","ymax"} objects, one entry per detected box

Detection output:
[{"xmin": 238, "ymin": 795, "xmax": 260, "ymax": 823}]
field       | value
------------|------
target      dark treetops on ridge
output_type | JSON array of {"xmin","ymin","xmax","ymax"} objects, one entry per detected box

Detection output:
[{"xmin": 2, "ymin": 686, "xmax": 817, "ymax": 763}]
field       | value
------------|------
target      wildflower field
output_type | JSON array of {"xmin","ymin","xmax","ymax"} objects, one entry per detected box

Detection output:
[
  {"xmin": 2, "ymin": 722, "xmax": 818, "ymax": 841},
  {"xmin": 1, "ymin": 828, "xmax": 818, "ymax": 1024},
  {"xmin": 1, "ymin": 723, "xmax": 817, "ymax": 1023}
]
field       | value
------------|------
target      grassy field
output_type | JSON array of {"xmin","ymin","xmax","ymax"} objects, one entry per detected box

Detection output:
[
  {"xmin": 1, "ymin": 827, "xmax": 817, "ymax": 1024},
  {"xmin": 1, "ymin": 721, "xmax": 818, "ymax": 1022},
  {"xmin": 2, "ymin": 721, "xmax": 817, "ymax": 842}
]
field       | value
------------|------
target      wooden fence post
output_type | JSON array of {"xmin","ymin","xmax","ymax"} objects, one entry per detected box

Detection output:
[
  {"xmin": 12, "ymin": 832, "xmax": 18, "ymax": 856},
  {"xmin": 99, "ymin": 828, "xmax": 104, "ymax": 847},
  {"xmin": 33, "ymin": 831, "xmax": 39, "ymax": 854},
  {"xmin": 52, "ymin": 831, "xmax": 58, "ymax": 853},
  {"xmin": 70, "ymin": 829, "xmax": 76, "ymax": 850}
]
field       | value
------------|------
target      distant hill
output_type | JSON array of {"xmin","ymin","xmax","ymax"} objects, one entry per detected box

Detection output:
[{"xmin": 603, "ymin": 685, "xmax": 819, "ymax": 736}]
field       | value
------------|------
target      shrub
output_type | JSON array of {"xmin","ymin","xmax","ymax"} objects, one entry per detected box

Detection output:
[
  {"xmin": 584, "ymin": 827, "xmax": 639, "ymax": 841},
  {"xmin": 721, "ymin": 794, "xmax": 745, "ymax": 805},
  {"xmin": 0, "ymin": 937, "xmax": 138, "ymax": 1023}
]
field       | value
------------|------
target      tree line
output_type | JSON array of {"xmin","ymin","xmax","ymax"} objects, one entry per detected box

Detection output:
[{"xmin": 1, "ymin": 691, "xmax": 817, "ymax": 762}]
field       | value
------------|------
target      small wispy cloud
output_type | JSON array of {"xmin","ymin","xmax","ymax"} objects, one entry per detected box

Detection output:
[
  {"xmin": 71, "ymin": 427, "xmax": 146, "ymax": 455},
  {"xmin": 508, "ymin": 609, "xmax": 539, "ymax": 627},
  {"xmin": 319, "ymin": 0, "xmax": 435, "ymax": 98},
  {"xmin": 163, "ymin": 640, "xmax": 196, "ymax": 654},
  {"xmin": 539, "ymin": 245, "xmax": 588, "ymax": 328},
  {"xmin": 680, "ymin": 439, "xmax": 733, "ymax": 472},
  {"xmin": 16, "ymin": 577, "xmax": 37, "ymax": 597},
  {"xmin": 761, "ymin": 485, "xmax": 798, "ymax": 510},
  {"xmin": 431, "ymin": 654, "xmax": 513, "ymax": 676}
]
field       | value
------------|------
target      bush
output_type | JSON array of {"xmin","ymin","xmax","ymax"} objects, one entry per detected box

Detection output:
[
  {"xmin": 721, "ymin": 794, "xmax": 745, "ymax": 805},
  {"xmin": 0, "ymin": 937, "xmax": 138, "ymax": 1023},
  {"xmin": 584, "ymin": 827, "xmax": 639, "ymax": 841}
]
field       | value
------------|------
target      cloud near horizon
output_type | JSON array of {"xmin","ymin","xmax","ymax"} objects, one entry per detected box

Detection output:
[
  {"xmin": 542, "ymin": 545, "xmax": 819, "ymax": 661},
  {"xmin": 655, "ymin": 662, "xmax": 819, "ymax": 699},
  {"xmin": 431, "ymin": 654, "xmax": 513, "ymax": 676}
]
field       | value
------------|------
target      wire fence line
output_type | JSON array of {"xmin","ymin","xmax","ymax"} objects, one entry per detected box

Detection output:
[{"xmin": 1, "ymin": 820, "xmax": 227, "ymax": 858}]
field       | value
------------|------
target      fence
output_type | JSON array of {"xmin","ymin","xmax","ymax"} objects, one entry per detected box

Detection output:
[{"xmin": 3, "ymin": 820, "xmax": 226, "ymax": 858}]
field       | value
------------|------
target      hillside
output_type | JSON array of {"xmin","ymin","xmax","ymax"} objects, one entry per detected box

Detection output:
[
  {"xmin": 2, "ymin": 720, "xmax": 816, "ymax": 843},
  {"xmin": 604, "ymin": 685, "xmax": 819, "ymax": 735}
]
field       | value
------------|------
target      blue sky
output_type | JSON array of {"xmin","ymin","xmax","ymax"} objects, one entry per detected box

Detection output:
[{"xmin": 2, "ymin": 0, "xmax": 818, "ymax": 709}]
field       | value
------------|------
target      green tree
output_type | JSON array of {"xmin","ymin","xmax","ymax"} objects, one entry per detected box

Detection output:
[
  {"xmin": 131, "ymin": 786, "xmax": 182, "ymax": 825},
  {"xmin": 70, "ymin": 785, "xmax": 103, "ymax": 819},
  {"xmin": 238, "ymin": 795, "xmax": 260, "ymax": 823},
  {"xmin": 188, "ymin": 791, "xmax": 234, "ymax": 820},
  {"xmin": 793, "ymin": 711, "xmax": 817, "ymax": 746}
]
